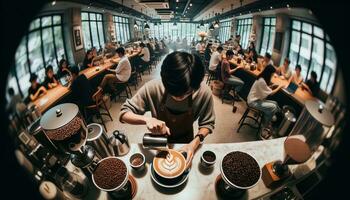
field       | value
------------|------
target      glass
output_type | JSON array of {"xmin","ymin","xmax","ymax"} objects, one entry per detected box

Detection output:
[
  {"xmin": 82, "ymin": 21, "xmax": 91, "ymax": 50},
  {"xmin": 292, "ymin": 21, "xmax": 301, "ymax": 30},
  {"xmin": 264, "ymin": 18, "xmax": 270, "ymax": 25},
  {"xmin": 42, "ymin": 16, "xmax": 52, "ymax": 27},
  {"xmin": 28, "ymin": 31, "xmax": 44, "ymax": 75},
  {"xmin": 289, "ymin": 31, "xmax": 300, "ymax": 67},
  {"xmin": 96, "ymin": 14, "xmax": 102, "ymax": 21},
  {"xmin": 29, "ymin": 18, "xmax": 40, "ymax": 31},
  {"xmin": 54, "ymin": 26, "xmax": 65, "ymax": 69},
  {"xmin": 90, "ymin": 22, "xmax": 99, "ymax": 48},
  {"xmin": 308, "ymin": 37, "xmax": 324, "ymax": 81},
  {"xmin": 302, "ymin": 22, "xmax": 312, "ymax": 34},
  {"xmin": 323, "ymin": 43, "xmax": 336, "ymax": 93},
  {"xmin": 89, "ymin": 13, "xmax": 96, "ymax": 20},
  {"xmin": 97, "ymin": 22, "xmax": 105, "ymax": 48},
  {"xmin": 314, "ymin": 26, "xmax": 324, "ymax": 38},
  {"xmin": 81, "ymin": 12, "xmax": 89, "ymax": 20},
  {"xmin": 42, "ymin": 27, "xmax": 57, "ymax": 69},
  {"xmin": 268, "ymin": 26, "xmax": 275, "ymax": 54},
  {"xmin": 53, "ymin": 15, "xmax": 61, "ymax": 24},
  {"xmin": 56, "ymin": 168, "xmax": 88, "ymax": 199},
  {"xmin": 271, "ymin": 18, "xmax": 276, "ymax": 26}
]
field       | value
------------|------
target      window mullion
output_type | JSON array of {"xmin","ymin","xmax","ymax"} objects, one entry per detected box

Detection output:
[{"xmin": 40, "ymin": 17, "xmax": 47, "ymax": 69}]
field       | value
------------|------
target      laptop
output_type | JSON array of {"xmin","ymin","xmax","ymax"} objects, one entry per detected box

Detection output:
[
  {"xmin": 286, "ymin": 82, "xmax": 298, "ymax": 94},
  {"xmin": 59, "ymin": 75, "xmax": 70, "ymax": 87}
]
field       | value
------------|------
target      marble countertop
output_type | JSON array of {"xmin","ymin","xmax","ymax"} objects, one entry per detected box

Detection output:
[{"xmin": 66, "ymin": 137, "xmax": 305, "ymax": 200}]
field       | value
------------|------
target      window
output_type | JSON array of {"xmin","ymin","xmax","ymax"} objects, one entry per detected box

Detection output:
[
  {"xmin": 288, "ymin": 20, "xmax": 337, "ymax": 94},
  {"xmin": 81, "ymin": 12, "xmax": 105, "ymax": 50},
  {"xmin": 236, "ymin": 18, "xmax": 252, "ymax": 49},
  {"xmin": 260, "ymin": 17, "xmax": 276, "ymax": 55},
  {"xmin": 218, "ymin": 20, "xmax": 232, "ymax": 43},
  {"xmin": 9, "ymin": 15, "xmax": 67, "ymax": 97},
  {"xmin": 113, "ymin": 16, "xmax": 130, "ymax": 44},
  {"xmin": 148, "ymin": 22, "xmax": 198, "ymax": 44}
]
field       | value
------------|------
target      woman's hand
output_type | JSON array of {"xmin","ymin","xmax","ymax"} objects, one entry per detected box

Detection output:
[
  {"xmin": 179, "ymin": 143, "xmax": 197, "ymax": 169},
  {"xmin": 145, "ymin": 117, "xmax": 171, "ymax": 136}
]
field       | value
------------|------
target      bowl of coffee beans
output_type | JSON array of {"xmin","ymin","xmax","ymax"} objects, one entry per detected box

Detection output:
[
  {"xmin": 220, "ymin": 151, "xmax": 261, "ymax": 189},
  {"xmin": 92, "ymin": 156, "xmax": 129, "ymax": 192},
  {"xmin": 201, "ymin": 150, "xmax": 216, "ymax": 168},
  {"xmin": 129, "ymin": 152, "xmax": 145, "ymax": 171}
]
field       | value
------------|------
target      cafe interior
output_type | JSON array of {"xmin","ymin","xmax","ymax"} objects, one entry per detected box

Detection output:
[{"xmin": 3, "ymin": 0, "xmax": 348, "ymax": 199}]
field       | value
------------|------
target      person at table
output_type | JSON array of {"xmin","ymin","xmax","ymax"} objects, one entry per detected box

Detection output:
[
  {"xmin": 136, "ymin": 42, "xmax": 150, "ymax": 67},
  {"xmin": 57, "ymin": 58, "xmax": 71, "ymax": 79},
  {"xmin": 289, "ymin": 64, "xmax": 304, "ymax": 85},
  {"xmin": 146, "ymin": 43, "xmax": 154, "ymax": 60},
  {"xmin": 236, "ymin": 44, "xmax": 244, "ymax": 56},
  {"xmin": 204, "ymin": 43, "xmax": 212, "ymax": 63},
  {"xmin": 81, "ymin": 49, "xmax": 94, "ymax": 70},
  {"xmin": 119, "ymin": 51, "xmax": 215, "ymax": 169},
  {"xmin": 301, "ymin": 71, "xmax": 320, "ymax": 97},
  {"xmin": 69, "ymin": 65, "xmax": 95, "ymax": 108},
  {"xmin": 28, "ymin": 73, "xmax": 47, "ymax": 101},
  {"xmin": 247, "ymin": 42, "xmax": 256, "ymax": 53},
  {"xmin": 221, "ymin": 50, "xmax": 245, "ymax": 100},
  {"xmin": 246, "ymin": 48, "xmax": 258, "ymax": 63},
  {"xmin": 247, "ymin": 65, "xmax": 283, "ymax": 138},
  {"xmin": 277, "ymin": 58, "xmax": 292, "ymax": 80},
  {"xmin": 98, "ymin": 47, "xmax": 131, "ymax": 93},
  {"xmin": 209, "ymin": 46, "xmax": 223, "ymax": 72},
  {"xmin": 43, "ymin": 65, "xmax": 59, "ymax": 89},
  {"xmin": 262, "ymin": 52, "xmax": 274, "ymax": 68},
  {"xmin": 233, "ymin": 34, "xmax": 241, "ymax": 49}
]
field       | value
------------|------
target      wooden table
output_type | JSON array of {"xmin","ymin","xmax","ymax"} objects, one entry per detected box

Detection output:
[
  {"xmin": 228, "ymin": 57, "xmax": 316, "ymax": 106},
  {"xmin": 32, "ymin": 52, "xmax": 138, "ymax": 114}
]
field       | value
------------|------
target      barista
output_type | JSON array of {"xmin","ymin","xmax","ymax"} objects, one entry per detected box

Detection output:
[{"xmin": 119, "ymin": 51, "xmax": 215, "ymax": 168}]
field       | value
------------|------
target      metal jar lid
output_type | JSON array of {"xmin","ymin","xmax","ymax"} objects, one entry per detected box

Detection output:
[
  {"xmin": 304, "ymin": 100, "xmax": 334, "ymax": 127},
  {"xmin": 87, "ymin": 123, "xmax": 104, "ymax": 141},
  {"xmin": 40, "ymin": 103, "xmax": 79, "ymax": 130}
]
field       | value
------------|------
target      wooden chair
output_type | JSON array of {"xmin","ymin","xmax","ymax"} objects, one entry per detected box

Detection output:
[{"xmin": 84, "ymin": 88, "xmax": 113, "ymax": 132}]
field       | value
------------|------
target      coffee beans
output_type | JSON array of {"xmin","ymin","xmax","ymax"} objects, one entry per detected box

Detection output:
[
  {"xmin": 222, "ymin": 151, "xmax": 260, "ymax": 188},
  {"xmin": 131, "ymin": 156, "xmax": 143, "ymax": 166},
  {"xmin": 93, "ymin": 158, "xmax": 127, "ymax": 190},
  {"xmin": 46, "ymin": 116, "xmax": 82, "ymax": 141},
  {"xmin": 203, "ymin": 151, "xmax": 216, "ymax": 162}
]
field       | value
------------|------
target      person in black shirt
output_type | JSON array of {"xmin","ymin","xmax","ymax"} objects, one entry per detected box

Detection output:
[
  {"xmin": 301, "ymin": 71, "xmax": 320, "ymax": 97},
  {"xmin": 57, "ymin": 58, "xmax": 71, "ymax": 79},
  {"xmin": 43, "ymin": 65, "xmax": 59, "ymax": 89},
  {"xmin": 204, "ymin": 43, "xmax": 212, "ymax": 63},
  {"xmin": 248, "ymin": 42, "xmax": 256, "ymax": 53},
  {"xmin": 69, "ymin": 66, "xmax": 95, "ymax": 107},
  {"xmin": 236, "ymin": 44, "xmax": 244, "ymax": 56},
  {"xmin": 28, "ymin": 73, "xmax": 47, "ymax": 101},
  {"xmin": 81, "ymin": 49, "xmax": 94, "ymax": 71}
]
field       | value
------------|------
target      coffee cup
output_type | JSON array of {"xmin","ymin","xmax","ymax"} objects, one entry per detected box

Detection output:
[
  {"xmin": 201, "ymin": 150, "xmax": 216, "ymax": 168},
  {"xmin": 152, "ymin": 149, "xmax": 186, "ymax": 180},
  {"xmin": 129, "ymin": 152, "xmax": 145, "ymax": 171}
]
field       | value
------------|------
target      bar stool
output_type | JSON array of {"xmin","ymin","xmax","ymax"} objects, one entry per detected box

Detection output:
[
  {"xmin": 84, "ymin": 88, "xmax": 113, "ymax": 132},
  {"xmin": 128, "ymin": 71, "xmax": 139, "ymax": 90},
  {"xmin": 220, "ymin": 83, "xmax": 239, "ymax": 113},
  {"xmin": 237, "ymin": 102, "xmax": 264, "ymax": 136},
  {"xmin": 112, "ymin": 82, "xmax": 132, "ymax": 102}
]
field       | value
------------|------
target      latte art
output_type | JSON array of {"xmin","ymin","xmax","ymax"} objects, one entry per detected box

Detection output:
[{"xmin": 153, "ymin": 149, "xmax": 186, "ymax": 179}]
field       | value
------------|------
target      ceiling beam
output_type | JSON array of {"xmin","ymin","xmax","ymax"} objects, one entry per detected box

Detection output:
[{"xmin": 181, "ymin": 0, "xmax": 191, "ymax": 16}]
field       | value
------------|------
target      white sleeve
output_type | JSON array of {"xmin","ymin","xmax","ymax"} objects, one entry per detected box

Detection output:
[{"xmin": 258, "ymin": 79, "xmax": 272, "ymax": 98}]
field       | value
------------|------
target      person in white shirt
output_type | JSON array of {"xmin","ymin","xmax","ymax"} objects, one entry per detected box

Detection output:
[
  {"xmin": 209, "ymin": 46, "xmax": 223, "ymax": 71},
  {"xmin": 247, "ymin": 65, "xmax": 283, "ymax": 137},
  {"xmin": 99, "ymin": 47, "xmax": 131, "ymax": 92},
  {"xmin": 289, "ymin": 64, "xmax": 304, "ymax": 85},
  {"xmin": 138, "ymin": 42, "xmax": 150, "ymax": 63}
]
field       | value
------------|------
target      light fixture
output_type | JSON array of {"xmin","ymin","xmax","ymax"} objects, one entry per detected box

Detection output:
[
  {"xmin": 176, "ymin": 6, "xmax": 178, "ymax": 9},
  {"xmin": 287, "ymin": 4, "xmax": 290, "ymax": 8},
  {"xmin": 209, "ymin": 23, "xmax": 214, "ymax": 30},
  {"xmin": 190, "ymin": 3, "xmax": 192, "ymax": 6},
  {"xmin": 144, "ymin": 22, "xmax": 150, "ymax": 29},
  {"xmin": 270, "ymin": 6, "xmax": 273, "ymax": 9},
  {"xmin": 197, "ymin": 25, "xmax": 200, "ymax": 28},
  {"xmin": 51, "ymin": 1, "xmax": 56, "ymax": 6},
  {"xmin": 200, "ymin": 20, "xmax": 204, "ymax": 27},
  {"xmin": 214, "ymin": 20, "xmax": 219, "ymax": 29},
  {"xmin": 176, "ymin": 0, "xmax": 179, "ymax": 2},
  {"xmin": 88, "ymin": 6, "xmax": 90, "ymax": 9},
  {"xmin": 134, "ymin": 21, "xmax": 138, "ymax": 29}
]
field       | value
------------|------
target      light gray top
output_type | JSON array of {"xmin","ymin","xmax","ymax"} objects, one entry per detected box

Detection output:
[{"xmin": 119, "ymin": 79, "xmax": 215, "ymax": 133}]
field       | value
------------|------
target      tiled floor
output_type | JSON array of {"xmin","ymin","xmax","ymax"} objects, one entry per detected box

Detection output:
[{"xmin": 101, "ymin": 54, "xmax": 258, "ymax": 144}]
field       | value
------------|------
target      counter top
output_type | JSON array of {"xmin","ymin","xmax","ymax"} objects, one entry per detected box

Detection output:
[
  {"xmin": 32, "ymin": 52, "xmax": 138, "ymax": 113},
  {"xmin": 66, "ymin": 137, "xmax": 307, "ymax": 200}
]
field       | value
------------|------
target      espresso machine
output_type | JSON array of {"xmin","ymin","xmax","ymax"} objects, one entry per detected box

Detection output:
[{"xmin": 40, "ymin": 103, "xmax": 99, "ymax": 173}]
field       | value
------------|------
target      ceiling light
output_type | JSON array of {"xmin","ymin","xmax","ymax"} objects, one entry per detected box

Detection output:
[
  {"xmin": 88, "ymin": 6, "xmax": 90, "ymax": 9},
  {"xmin": 190, "ymin": 3, "xmax": 192, "ymax": 6},
  {"xmin": 176, "ymin": 0, "xmax": 179, "ymax": 2},
  {"xmin": 200, "ymin": 21, "xmax": 204, "ymax": 26},
  {"xmin": 214, "ymin": 21, "xmax": 219, "ymax": 28},
  {"xmin": 287, "ymin": 4, "xmax": 290, "ymax": 8},
  {"xmin": 134, "ymin": 21, "xmax": 138, "ymax": 29},
  {"xmin": 270, "ymin": 6, "xmax": 273, "ymax": 9},
  {"xmin": 144, "ymin": 22, "xmax": 150, "ymax": 29},
  {"xmin": 209, "ymin": 23, "xmax": 214, "ymax": 30},
  {"xmin": 51, "ymin": 1, "xmax": 56, "ymax": 6},
  {"xmin": 259, "ymin": 9, "xmax": 261, "ymax": 12}
]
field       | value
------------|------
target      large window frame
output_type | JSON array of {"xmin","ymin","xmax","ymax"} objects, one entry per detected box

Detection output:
[
  {"xmin": 9, "ymin": 14, "xmax": 68, "ymax": 98},
  {"xmin": 148, "ymin": 22, "xmax": 198, "ymax": 44},
  {"xmin": 236, "ymin": 18, "xmax": 253, "ymax": 49},
  {"xmin": 260, "ymin": 17, "xmax": 276, "ymax": 55},
  {"xmin": 218, "ymin": 19, "xmax": 232, "ymax": 43},
  {"xmin": 287, "ymin": 19, "xmax": 337, "ymax": 94},
  {"xmin": 113, "ymin": 15, "xmax": 130, "ymax": 44},
  {"xmin": 81, "ymin": 12, "xmax": 105, "ymax": 50}
]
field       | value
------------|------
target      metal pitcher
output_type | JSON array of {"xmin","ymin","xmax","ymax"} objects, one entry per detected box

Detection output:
[{"xmin": 108, "ymin": 130, "xmax": 130, "ymax": 156}]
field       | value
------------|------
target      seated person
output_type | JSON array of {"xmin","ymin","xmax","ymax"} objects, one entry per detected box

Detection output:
[
  {"xmin": 28, "ymin": 73, "xmax": 47, "ymax": 101},
  {"xmin": 43, "ymin": 65, "xmax": 59, "ymax": 89},
  {"xmin": 246, "ymin": 49, "xmax": 258, "ymax": 63},
  {"xmin": 221, "ymin": 50, "xmax": 245, "ymax": 99},
  {"xmin": 136, "ymin": 42, "xmax": 150, "ymax": 67},
  {"xmin": 69, "ymin": 66, "xmax": 95, "ymax": 107},
  {"xmin": 289, "ymin": 64, "xmax": 304, "ymax": 85},
  {"xmin": 57, "ymin": 58, "xmax": 71, "ymax": 79},
  {"xmin": 99, "ymin": 47, "xmax": 131, "ymax": 93},
  {"xmin": 209, "ymin": 46, "xmax": 223, "ymax": 72},
  {"xmin": 81, "ymin": 49, "xmax": 94, "ymax": 70},
  {"xmin": 236, "ymin": 44, "xmax": 244, "ymax": 56},
  {"xmin": 247, "ymin": 65, "xmax": 283, "ymax": 138},
  {"xmin": 301, "ymin": 71, "xmax": 320, "ymax": 97},
  {"xmin": 248, "ymin": 42, "xmax": 256, "ymax": 53},
  {"xmin": 262, "ymin": 52, "xmax": 274, "ymax": 68},
  {"xmin": 277, "ymin": 58, "xmax": 292, "ymax": 80}
]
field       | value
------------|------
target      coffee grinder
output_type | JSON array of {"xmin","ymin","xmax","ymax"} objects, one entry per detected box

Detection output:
[
  {"xmin": 40, "ymin": 103, "xmax": 98, "ymax": 174},
  {"xmin": 262, "ymin": 100, "xmax": 335, "ymax": 187}
]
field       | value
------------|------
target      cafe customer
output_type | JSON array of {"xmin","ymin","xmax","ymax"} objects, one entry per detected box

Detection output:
[
  {"xmin": 57, "ymin": 58, "xmax": 71, "ymax": 79},
  {"xmin": 98, "ymin": 47, "xmax": 131, "ymax": 93},
  {"xmin": 81, "ymin": 49, "xmax": 94, "ymax": 70},
  {"xmin": 289, "ymin": 64, "xmax": 304, "ymax": 85},
  {"xmin": 209, "ymin": 46, "xmax": 223, "ymax": 72},
  {"xmin": 301, "ymin": 71, "xmax": 320, "ymax": 97},
  {"xmin": 262, "ymin": 52, "xmax": 274, "ymax": 68},
  {"xmin": 28, "ymin": 73, "xmax": 47, "ymax": 101},
  {"xmin": 119, "ymin": 51, "xmax": 215, "ymax": 169},
  {"xmin": 43, "ymin": 65, "xmax": 59, "ymax": 89},
  {"xmin": 247, "ymin": 65, "xmax": 283, "ymax": 139},
  {"xmin": 277, "ymin": 58, "xmax": 292, "ymax": 80}
]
